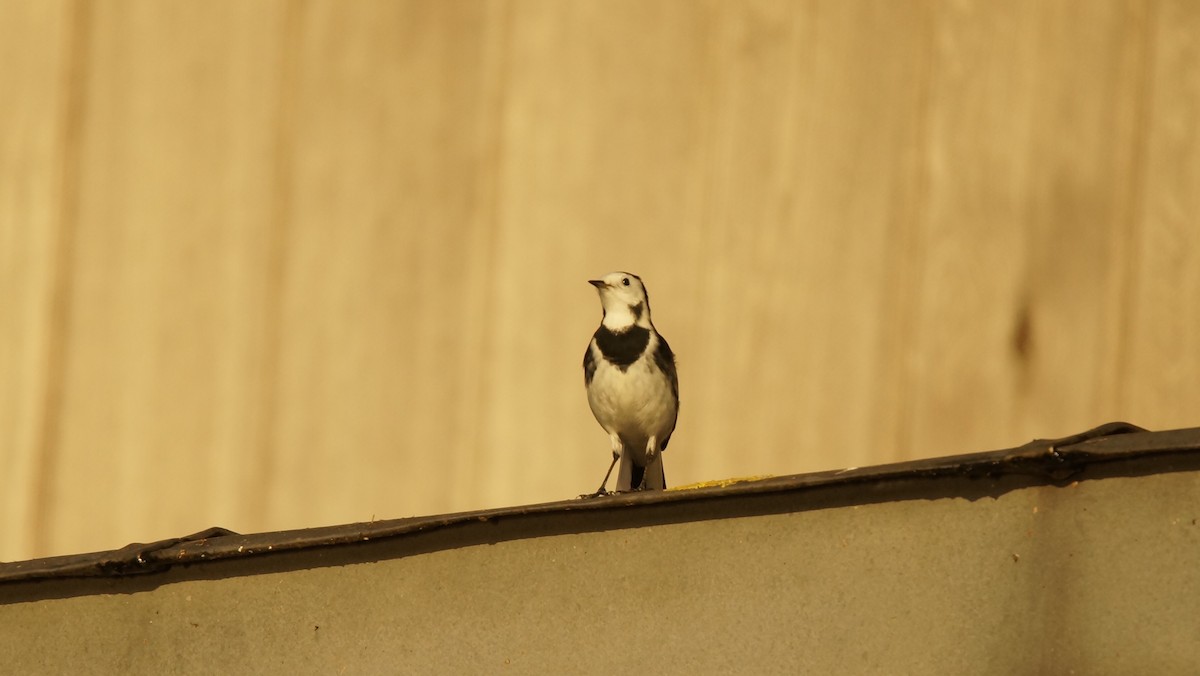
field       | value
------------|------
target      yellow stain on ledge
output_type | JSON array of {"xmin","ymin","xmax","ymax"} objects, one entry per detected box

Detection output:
[{"xmin": 668, "ymin": 476, "xmax": 774, "ymax": 491}]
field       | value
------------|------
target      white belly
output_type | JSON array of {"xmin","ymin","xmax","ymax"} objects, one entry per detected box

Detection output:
[{"xmin": 587, "ymin": 354, "xmax": 677, "ymax": 464}]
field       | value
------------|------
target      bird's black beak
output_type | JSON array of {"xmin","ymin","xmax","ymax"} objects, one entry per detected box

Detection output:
[{"xmin": 588, "ymin": 279, "xmax": 606, "ymax": 289}]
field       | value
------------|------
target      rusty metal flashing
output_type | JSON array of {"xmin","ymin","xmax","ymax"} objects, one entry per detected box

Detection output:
[{"xmin": 3, "ymin": 421, "xmax": 1199, "ymax": 598}]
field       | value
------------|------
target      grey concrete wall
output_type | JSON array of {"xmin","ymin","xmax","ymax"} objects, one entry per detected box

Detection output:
[{"xmin": 3, "ymin": 468, "xmax": 1198, "ymax": 674}]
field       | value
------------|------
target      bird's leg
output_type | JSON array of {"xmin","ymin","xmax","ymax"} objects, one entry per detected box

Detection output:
[
  {"xmin": 595, "ymin": 455, "xmax": 619, "ymax": 495},
  {"xmin": 637, "ymin": 436, "xmax": 659, "ymax": 490},
  {"xmin": 580, "ymin": 435, "xmax": 623, "ymax": 498}
]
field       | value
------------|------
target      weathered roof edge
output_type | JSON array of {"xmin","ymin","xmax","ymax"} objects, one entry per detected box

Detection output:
[{"xmin": 3, "ymin": 421, "xmax": 1198, "ymax": 588}]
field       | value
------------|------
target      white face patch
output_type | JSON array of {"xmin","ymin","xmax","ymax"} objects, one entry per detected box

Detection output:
[{"xmin": 594, "ymin": 271, "xmax": 651, "ymax": 331}]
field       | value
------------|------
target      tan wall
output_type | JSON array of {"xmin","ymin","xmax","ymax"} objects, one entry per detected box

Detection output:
[{"xmin": 1, "ymin": 0, "xmax": 1197, "ymax": 562}]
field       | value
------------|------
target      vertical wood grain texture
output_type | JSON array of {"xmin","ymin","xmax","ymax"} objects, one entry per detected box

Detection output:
[
  {"xmin": 34, "ymin": 0, "xmax": 289, "ymax": 555},
  {"xmin": 1, "ymin": 0, "xmax": 1197, "ymax": 560},
  {"xmin": 0, "ymin": 0, "xmax": 74, "ymax": 560},
  {"xmin": 266, "ymin": 0, "xmax": 504, "ymax": 529},
  {"xmin": 1126, "ymin": 0, "xmax": 1200, "ymax": 424},
  {"xmin": 906, "ymin": 0, "xmax": 1152, "ymax": 456}
]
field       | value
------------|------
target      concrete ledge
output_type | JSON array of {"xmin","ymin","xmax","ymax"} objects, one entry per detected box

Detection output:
[{"xmin": 3, "ymin": 422, "xmax": 1199, "ymax": 674}]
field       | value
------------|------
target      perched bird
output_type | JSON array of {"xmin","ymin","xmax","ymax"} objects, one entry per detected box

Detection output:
[{"xmin": 582, "ymin": 272, "xmax": 679, "ymax": 494}]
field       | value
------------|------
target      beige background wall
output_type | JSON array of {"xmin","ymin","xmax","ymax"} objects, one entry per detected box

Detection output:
[{"xmin": 1, "ymin": 0, "xmax": 1197, "ymax": 562}]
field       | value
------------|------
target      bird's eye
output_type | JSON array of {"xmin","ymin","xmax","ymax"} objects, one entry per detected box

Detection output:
[{"xmin": 622, "ymin": 278, "xmax": 630, "ymax": 286}]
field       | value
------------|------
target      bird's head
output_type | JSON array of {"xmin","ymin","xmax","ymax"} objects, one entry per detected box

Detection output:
[{"xmin": 589, "ymin": 271, "xmax": 652, "ymax": 330}]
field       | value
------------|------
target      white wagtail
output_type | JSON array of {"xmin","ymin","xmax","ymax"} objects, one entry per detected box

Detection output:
[{"xmin": 583, "ymin": 272, "xmax": 679, "ymax": 494}]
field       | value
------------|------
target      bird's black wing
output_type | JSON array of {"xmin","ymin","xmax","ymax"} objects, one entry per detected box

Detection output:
[
  {"xmin": 652, "ymin": 333, "xmax": 678, "ymax": 401},
  {"xmin": 583, "ymin": 342, "xmax": 597, "ymax": 386},
  {"xmin": 653, "ymin": 332, "xmax": 679, "ymax": 452}
]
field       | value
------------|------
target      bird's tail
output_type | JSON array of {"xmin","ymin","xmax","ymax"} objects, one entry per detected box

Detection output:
[{"xmin": 629, "ymin": 454, "xmax": 666, "ymax": 491}]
